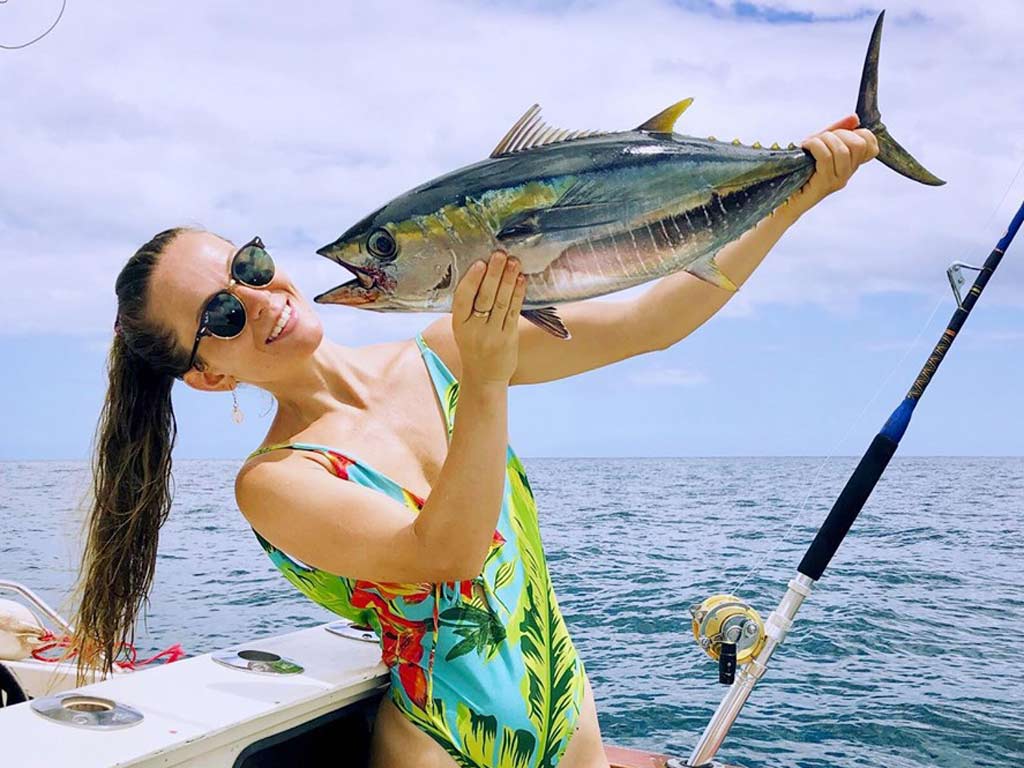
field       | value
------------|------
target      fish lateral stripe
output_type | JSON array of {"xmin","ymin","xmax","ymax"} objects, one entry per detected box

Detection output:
[{"xmin": 524, "ymin": 170, "xmax": 810, "ymax": 303}]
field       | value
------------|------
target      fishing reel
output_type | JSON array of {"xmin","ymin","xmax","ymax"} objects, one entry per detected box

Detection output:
[{"xmin": 689, "ymin": 595, "xmax": 766, "ymax": 685}]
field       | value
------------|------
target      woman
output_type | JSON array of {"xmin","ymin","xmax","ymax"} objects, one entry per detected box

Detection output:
[{"xmin": 69, "ymin": 117, "xmax": 877, "ymax": 768}]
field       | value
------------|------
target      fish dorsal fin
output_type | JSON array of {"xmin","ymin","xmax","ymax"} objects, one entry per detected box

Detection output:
[
  {"xmin": 490, "ymin": 104, "xmax": 609, "ymax": 158},
  {"xmin": 635, "ymin": 98, "xmax": 694, "ymax": 133}
]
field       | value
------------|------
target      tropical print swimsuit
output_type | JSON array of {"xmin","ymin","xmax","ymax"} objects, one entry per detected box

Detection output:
[{"xmin": 246, "ymin": 332, "xmax": 587, "ymax": 768}]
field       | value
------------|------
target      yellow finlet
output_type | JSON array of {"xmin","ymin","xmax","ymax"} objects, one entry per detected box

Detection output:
[
  {"xmin": 707, "ymin": 135, "xmax": 717, "ymax": 141},
  {"xmin": 787, "ymin": 142, "xmax": 797, "ymax": 150},
  {"xmin": 770, "ymin": 142, "xmax": 781, "ymax": 150},
  {"xmin": 731, "ymin": 138, "xmax": 741, "ymax": 146},
  {"xmin": 752, "ymin": 141, "xmax": 763, "ymax": 149},
  {"xmin": 685, "ymin": 258, "xmax": 739, "ymax": 292},
  {"xmin": 636, "ymin": 98, "xmax": 694, "ymax": 133}
]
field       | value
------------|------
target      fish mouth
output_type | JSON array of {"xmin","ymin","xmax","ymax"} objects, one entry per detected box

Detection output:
[
  {"xmin": 314, "ymin": 263, "xmax": 380, "ymax": 305},
  {"xmin": 336, "ymin": 261, "xmax": 377, "ymax": 291},
  {"xmin": 313, "ymin": 251, "xmax": 397, "ymax": 306}
]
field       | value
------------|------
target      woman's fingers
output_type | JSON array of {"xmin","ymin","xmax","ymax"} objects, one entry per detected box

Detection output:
[
  {"xmin": 837, "ymin": 129, "xmax": 868, "ymax": 165},
  {"xmin": 488, "ymin": 257, "xmax": 520, "ymax": 326},
  {"xmin": 503, "ymin": 275, "xmax": 526, "ymax": 332},
  {"xmin": 854, "ymin": 128, "xmax": 880, "ymax": 161},
  {"xmin": 792, "ymin": 117, "xmax": 880, "ymax": 209},
  {"xmin": 802, "ymin": 135, "xmax": 830, "ymax": 177},
  {"xmin": 822, "ymin": 114, "xmax": 859, "ymax": 133},
  {"xmin": 820, "ymin": 131, "xmax": 851, "ymax": 181},
  {"xmin": 473, "ymin": 251, "xmax": 508, "ymax": 314},
  {"xmin": 452, "ymin": 260, "xmax": 486, "ymax": 323}
]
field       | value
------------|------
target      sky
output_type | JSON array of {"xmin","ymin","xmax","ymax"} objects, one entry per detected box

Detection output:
[{"xmin": 1, "ymin": 0, "xmax": 1023, "ymax": 460}]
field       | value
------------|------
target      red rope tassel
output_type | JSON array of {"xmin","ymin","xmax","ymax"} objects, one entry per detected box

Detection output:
[{"xmin": 29, "ymin": 631, "xmax": 186, "ymax": 669}]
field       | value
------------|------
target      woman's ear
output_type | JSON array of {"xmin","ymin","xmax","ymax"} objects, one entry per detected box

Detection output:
[{"xmin": 182, "ymin": 367, "xmax": 236, "ymax": 393}]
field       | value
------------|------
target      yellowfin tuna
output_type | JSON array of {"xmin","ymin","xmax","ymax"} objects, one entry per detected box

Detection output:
[{"xmin": 316, "ymin": 12, "xmax": 942, "ymax": 339}]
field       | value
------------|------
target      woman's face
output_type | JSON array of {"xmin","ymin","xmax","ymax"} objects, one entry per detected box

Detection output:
[{"xmin": 149, "ymin": 230, "xmax": 324, "ymax": 390}]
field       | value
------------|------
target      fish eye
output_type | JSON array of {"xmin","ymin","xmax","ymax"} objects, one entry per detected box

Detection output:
[{"xmin": 367, "ymin": 228, "xmax": 397, "ymax": 260}]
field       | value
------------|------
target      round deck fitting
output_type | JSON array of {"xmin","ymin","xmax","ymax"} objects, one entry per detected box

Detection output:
[
  {"xmin": 325, "ymin": 619, "xmax": 379, "ymax": 643},
  {"xmin": 30, "ymin": 693, "xmax": 143, "ymax": 730},
  {"xmin": 211, "ymin": 648, "xmax": 304, "ymax": 675}
]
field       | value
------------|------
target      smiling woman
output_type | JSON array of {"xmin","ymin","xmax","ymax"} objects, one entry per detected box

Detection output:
[
  {"xmin": 66, "ymin": 112, "xmax": 876, "ymax": 765},
  {"xmin": 65, "ymin": 226, "xmax": 618, "ymax": 768},
  {"xmin": 66, "ymin": 227, "xmax": 327, "ymax": 683}
]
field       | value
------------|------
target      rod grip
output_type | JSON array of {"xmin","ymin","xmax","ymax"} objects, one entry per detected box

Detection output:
[{"xmin": 798, "ymin": 434, "xmax": 898, "ymax": 580}]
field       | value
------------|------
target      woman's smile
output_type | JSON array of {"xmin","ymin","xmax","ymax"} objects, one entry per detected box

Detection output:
[{"xmin": 266, "ymin": 297, "xmax": 298, "ymax": 344}]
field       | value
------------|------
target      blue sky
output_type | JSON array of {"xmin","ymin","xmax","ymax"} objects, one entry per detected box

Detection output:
[{"xmin": 1, "ymin": 0, "xmax": 1022, "ymax": 460}]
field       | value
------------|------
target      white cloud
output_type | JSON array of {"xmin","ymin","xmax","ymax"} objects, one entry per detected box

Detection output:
[{"xmin": 1, "ymin": 0, "xmax": 1022, "ymax": 339}]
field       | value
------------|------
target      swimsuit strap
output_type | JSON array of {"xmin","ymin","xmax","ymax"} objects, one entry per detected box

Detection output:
[
  {"xmin": 247, "ymin": 440, "xmax": 355, "ymax": 476},
  {"xmin": 413, "ymin": 331, "xmax": 458, "ymax": 438}
]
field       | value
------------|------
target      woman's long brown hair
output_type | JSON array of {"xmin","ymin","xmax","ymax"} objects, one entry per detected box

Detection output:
[{"xmin": 64, "ymin": 227, "xmax": 197, "ymax": 685}]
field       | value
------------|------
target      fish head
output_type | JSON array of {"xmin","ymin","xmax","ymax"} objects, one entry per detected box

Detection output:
[{"xmin": 314, "ymin": 207, "xmax": 455, "ymax": 310}]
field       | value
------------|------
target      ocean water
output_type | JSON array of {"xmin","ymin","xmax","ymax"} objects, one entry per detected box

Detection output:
[{"xmin": 1, "ymin": 457, "xmax": 1022, "ymax": 768}]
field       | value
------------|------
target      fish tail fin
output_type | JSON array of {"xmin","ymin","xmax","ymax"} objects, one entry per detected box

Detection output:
[{"xmin": 857, "ymin": 10, "xmax": 945, "ymax": 186}]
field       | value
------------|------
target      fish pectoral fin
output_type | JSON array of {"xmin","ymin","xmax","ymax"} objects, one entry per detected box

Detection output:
[
  {"xmin": 553, "ymin": 177, "xmax": 631, "ymax": 210},
  {"xmin": 490, "ymin": 105, "xmax": 611, "ymax": 158},
  {"xmin": 496, "ymin": 179, "xmax": 631, "ymax": 244},
  {"xmin": 496, "ymin": 211, "xmax": 542, "ymax": 242},
  {"xmin": 685, "ymin": 258, "xmax": 738, "ymax": 292},
  {"xmin": 521, "ymin": 307, "xmax": 571, "ymax": 339},
  {"xmin": 636, "ymin": 98, "xmax": 694, "ymax": 134}
]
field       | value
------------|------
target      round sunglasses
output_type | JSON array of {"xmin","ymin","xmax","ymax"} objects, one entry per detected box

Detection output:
[{"xmin": 184, "ymin": 237, "xmax": 275, "ymax": 373}]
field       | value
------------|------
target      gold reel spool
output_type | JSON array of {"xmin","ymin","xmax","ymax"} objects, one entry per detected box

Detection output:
[{"xmin": 690, "ymin": 594, "xmax": 766, "ymax": 664}]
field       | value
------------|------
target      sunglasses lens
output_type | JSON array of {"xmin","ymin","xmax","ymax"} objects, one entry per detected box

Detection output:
[
  {"xmin": 233, "ymin": 243, "xmax": 274, "ymax": 287},
  {"xmin": 205, "ymin": 292, "xmax": 246, "ymax": 338}
]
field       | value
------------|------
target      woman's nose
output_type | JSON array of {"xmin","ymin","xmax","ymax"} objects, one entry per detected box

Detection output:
[{"xmin": 233, "ymin": 282, "xmax": 274, "ymax": 323}]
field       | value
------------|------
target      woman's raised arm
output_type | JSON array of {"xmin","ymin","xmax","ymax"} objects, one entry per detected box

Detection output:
[{"xmin": 238, "ymin": 251, "xmax": 526, "ymax": 583}]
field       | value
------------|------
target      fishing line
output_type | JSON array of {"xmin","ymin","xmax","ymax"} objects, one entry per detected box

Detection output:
[
  {"xmin": 726, "ymin": 294, "xmax": 946, "ymax": 595},
  {"xmin": 0, "ymin": 0, "xmax": 66, "ymax": 50},
  {"xmin": 725, "ymin": 155, "xmax": 1024, "ymax": 597}
]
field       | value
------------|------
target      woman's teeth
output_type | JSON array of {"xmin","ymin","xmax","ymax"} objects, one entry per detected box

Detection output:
[{"xmin": 267, "ymin": 301, "xmax": 293, "ymax": 342}]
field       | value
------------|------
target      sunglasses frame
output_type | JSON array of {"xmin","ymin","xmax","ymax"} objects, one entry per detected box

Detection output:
[{"xmin": 183, "ymin": 236, "xmax": 273, "ymax": 374}]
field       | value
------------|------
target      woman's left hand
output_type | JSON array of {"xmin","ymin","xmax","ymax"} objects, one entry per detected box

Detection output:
[{"xmin": 790, "ymin": 114, "xmax": 880, "ymax": 213}]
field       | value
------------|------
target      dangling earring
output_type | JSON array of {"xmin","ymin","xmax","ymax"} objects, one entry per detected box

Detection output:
[{"xmin": 231, "ymin": 388, "xmax": 244, "ymax": 424}]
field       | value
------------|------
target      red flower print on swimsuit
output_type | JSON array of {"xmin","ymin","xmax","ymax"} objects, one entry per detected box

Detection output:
[
  {"xmin": 358, "ymin": 579, "xmax": 432, "ymax": 604},
  {"xmin": 381, "ymin": 619, "xmax": 429, "ymax": 709},
  {"xmin": 348, "ymin": 526, "xmax": 508, "ymax": 710},
  {"xmin": 398, "ymin": 661, "xmax": 428, "ymax": 709},
  {"xmin": 350, "ymin": 584, "xmax": 430, "ymax": 708},
  {"xmin": 321, "ymin": 450, "xmax": 354, "ymax": 480}
]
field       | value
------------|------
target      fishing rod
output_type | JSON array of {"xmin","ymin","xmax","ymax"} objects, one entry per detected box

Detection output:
[{"xmin": 677, "ymin": 198, "xmax": 1024, "ymax": 768}]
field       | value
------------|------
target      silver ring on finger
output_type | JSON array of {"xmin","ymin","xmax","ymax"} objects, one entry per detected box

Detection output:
[{"xmin": 471, "ymin": 308, "xmax": 491, "ymax": 319}]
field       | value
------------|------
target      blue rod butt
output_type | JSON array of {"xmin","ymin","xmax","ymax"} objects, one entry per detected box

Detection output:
[{"xmin": 880, "ymin": 397, "xmax": 917, "ymax": 443}]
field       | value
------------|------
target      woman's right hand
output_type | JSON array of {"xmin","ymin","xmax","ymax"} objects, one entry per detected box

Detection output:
[{"xmin": 452, "ymin": 250, "xmax": 526, "ymax": 385}]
